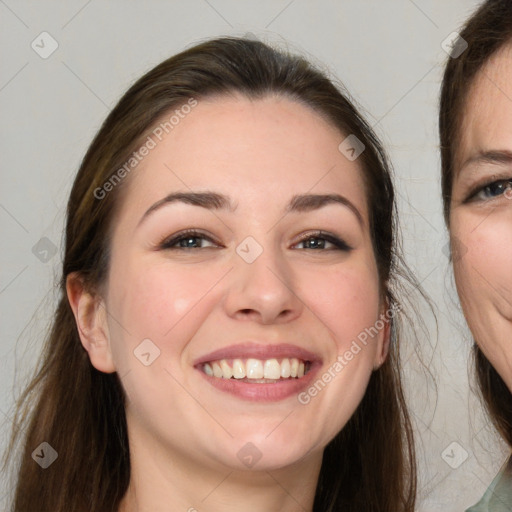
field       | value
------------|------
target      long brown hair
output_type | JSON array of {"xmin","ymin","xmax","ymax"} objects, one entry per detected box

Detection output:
[
  {"xmin": 3, "ymin": 37, "xmax": 416, "ymax": 511},
  {"xmin": 439, "ymin": 0, "xmax": 512, "ymax": 447}
]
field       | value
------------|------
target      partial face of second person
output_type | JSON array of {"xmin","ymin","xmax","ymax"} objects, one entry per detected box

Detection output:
[
  {"xmin": 450, "ymin": 42, "xmax": 512, "ymax": 391},
  {"xmin": 72, "ymin": 95, "xmax": 389, "ymax": 482}
]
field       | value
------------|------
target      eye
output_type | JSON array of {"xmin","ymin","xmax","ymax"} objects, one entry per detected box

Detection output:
[
  {"xmin": 469, "ymin": 178, "xmax": 512, "ymax": 201},
  {"xmin": 159, "ymin": 229, "xmax": 219, "ymax": 250},
  {"xmin": 292, "ymin": 231, "xmax": 352, "ymax": 251},
  {"xmin": 158, "ymin": 229, "xmax": 352, "ymax": 252}
]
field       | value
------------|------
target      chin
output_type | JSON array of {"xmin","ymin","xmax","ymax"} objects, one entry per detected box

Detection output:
[{"xmin": 206, "ymin": 431, "xmax": 322, "ymax": 472}]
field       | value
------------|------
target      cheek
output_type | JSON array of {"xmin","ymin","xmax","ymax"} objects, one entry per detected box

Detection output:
[
  {"xmin": 290, "ymin": 263, "xmax": 383, "ymax": 438},
  {"xmin": 106, "ymin": 260, "xmax": 225, "ymax": 369},
  {"xmin": 297, "ymin": 260, "xmax": 382, "ymax": 353},
  {"xmin": 450, "ymin": 209, "xmax": 512, "ymax": 390},
  {"xmin": 452, "ymin": 211, "xmax": 512, "ymax": 320}
]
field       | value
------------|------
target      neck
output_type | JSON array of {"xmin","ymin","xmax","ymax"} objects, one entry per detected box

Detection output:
[{"xmin": 118, "ymin": 420, "xmax": 323, "ymax": 512}]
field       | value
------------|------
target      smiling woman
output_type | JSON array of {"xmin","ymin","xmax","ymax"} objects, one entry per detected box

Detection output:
[
  {"xmin": 439, "ymin": 0, "xmax": 512, "ymax": 509},
  {"xmin": 3, "ymin": 37, "xmax": 417, "ymax": 511}
]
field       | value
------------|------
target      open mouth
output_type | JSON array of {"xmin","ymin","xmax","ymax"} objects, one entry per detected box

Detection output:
[{"xmin": 201, "ymin": 357, "xmax": 312, "ymax": 383}]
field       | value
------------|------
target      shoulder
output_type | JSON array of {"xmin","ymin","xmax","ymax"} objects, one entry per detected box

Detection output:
[{"xmin": 466, "ymin": 458, "xmax": 512, "ymax": 512}]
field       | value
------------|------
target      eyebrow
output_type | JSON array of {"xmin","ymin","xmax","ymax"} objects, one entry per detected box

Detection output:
[
  {"xmin": 138, "ymin": 191, "xmax": 364, "ymax": 227},
  {"xmin": 460, "ymin": 149, "xmax": 512, "ymax": 172}
]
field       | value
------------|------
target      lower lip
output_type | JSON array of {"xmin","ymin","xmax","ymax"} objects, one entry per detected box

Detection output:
[{"xmin": 196, "ymin": 363, "xmax": 322, "ymax": 402}]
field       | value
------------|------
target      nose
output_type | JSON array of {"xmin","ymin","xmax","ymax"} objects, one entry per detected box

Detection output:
[{"xmin": 223, "ymin": 241, "xmax": 304, "ymax": 325}]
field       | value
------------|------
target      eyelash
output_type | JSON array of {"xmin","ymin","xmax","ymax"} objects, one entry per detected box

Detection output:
[
  {"xmin": 465, "ymin": 177, "xmax": 512, "ymax": 202},
  {"xmin": 159, "ymin": 229, "xmax": 352, "ymax": 252}
]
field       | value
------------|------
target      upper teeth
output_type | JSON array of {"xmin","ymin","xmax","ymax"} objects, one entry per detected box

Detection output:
[{"xmin": 203, "ymin": 358, "xmax": 306, "ymax": 379}]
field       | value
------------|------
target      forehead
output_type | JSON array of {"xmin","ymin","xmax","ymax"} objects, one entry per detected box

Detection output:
[
  {"xmin": 458, "ymin": 43, "xmax": 512, "ymax": 166},
  {"xmin": 119, "ymin": 94, "xmax": 369, "ymax": 221}
]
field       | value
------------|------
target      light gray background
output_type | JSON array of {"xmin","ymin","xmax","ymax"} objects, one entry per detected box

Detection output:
[{"xmin": 1, "ymin": 1, "xmax": 507, "ymax": 510}]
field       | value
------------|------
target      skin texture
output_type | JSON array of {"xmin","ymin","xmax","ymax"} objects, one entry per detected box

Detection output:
[
  {"xmin": 67, "ymin": 95, "xmax": 390, "ymax": 512},
  {"xmin": 450, "ymin": 43, "xmax": 512, "ymax": 394}
]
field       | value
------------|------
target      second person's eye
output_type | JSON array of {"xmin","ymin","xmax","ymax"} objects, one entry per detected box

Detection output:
[{"xmin": 471, "ymin": 178, "xmax": 512, "ymax": 201}]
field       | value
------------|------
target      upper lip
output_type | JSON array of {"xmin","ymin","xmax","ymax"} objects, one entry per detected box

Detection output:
[{"xmin": 193, "ymin": 342, "xmax": 322, "ymax": 366}]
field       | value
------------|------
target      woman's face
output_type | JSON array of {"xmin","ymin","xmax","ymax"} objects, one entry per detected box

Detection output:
[
  {"xmin": 450, "ymin": 43, "xmax": 512, "ymax": 392},
  {"xmin": 92, "ymin": 95, "xmax": 389, "ymax": 473}
]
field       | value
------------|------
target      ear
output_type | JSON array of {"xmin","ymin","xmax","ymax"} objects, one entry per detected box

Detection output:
[
  {"xmin": 66, "ymin": 272, "xmax": 116, "ymax": 373},
  {"xmin": 373, "ymin": 299, "xmax": 392, "ymax": 369}
]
